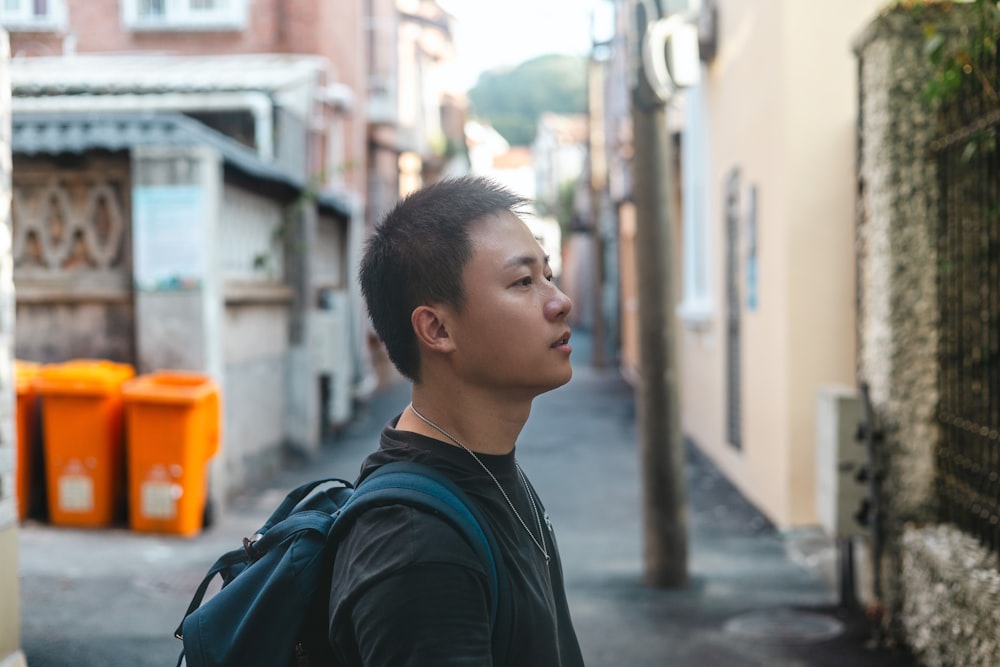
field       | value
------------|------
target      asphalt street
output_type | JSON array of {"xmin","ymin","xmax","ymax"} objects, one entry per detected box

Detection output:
[{"xmin": 17, "ymin": 332, "xmax": 918, "ymax": 666}]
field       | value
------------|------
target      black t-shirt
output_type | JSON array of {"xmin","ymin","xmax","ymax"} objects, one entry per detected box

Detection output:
[{"xmin": 327, "ymin": 417, "xmax": 585, "ymax": 666}]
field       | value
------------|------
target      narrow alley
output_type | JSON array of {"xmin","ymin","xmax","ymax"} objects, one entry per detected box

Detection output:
[{"xmin": 17, "ymin": 333, "xmax": 915, "ymax": 666}]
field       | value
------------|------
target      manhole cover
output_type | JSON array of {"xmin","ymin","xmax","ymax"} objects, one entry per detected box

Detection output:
[{"xmin": 723, "ymin": 608, "xmax": 844, "ymax": 643}]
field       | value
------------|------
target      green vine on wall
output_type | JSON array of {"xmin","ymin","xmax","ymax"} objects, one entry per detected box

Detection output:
[
  {"xmin": 902, "ymin": 0, "xmax": 1000, "ymax": 166},
  {"xmin": 251, "ymin": 173, "xmax": 327, "ymax": 277},
  {"xmin": 915, "ymin": 0, "xmax": 1000, "ymax": 104}
]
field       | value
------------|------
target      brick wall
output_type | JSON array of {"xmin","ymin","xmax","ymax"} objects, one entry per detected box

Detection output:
[{"xmin": 10, "ymin": 0, "xmax": 284, "ymax": 56}]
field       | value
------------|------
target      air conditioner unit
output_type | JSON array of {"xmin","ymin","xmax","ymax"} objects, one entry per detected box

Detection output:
[{"xmin": 367, "ymin": 75, "xmax": 398, "ymax": 126}]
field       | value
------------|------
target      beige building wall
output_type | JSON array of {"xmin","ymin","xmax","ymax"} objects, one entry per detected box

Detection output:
[{"xmin": 680, "ymin": 0, "xmax": 881, "ymax": 527}]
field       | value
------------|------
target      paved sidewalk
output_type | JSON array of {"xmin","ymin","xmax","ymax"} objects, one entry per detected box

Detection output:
[{"xmin": 17, "ymin": 333, "xmax": 918, "ymax": 666}]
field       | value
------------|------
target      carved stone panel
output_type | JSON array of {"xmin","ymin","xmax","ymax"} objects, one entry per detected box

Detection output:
[
  {"xmin": 12, "ymin": 159, "xmax": 130, "ymax": 277},
  {"xmin": 12, "ymin": 157, "xmax": 135, "ymax": 364}
]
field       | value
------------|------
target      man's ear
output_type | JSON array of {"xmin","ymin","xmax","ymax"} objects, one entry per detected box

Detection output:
[{"xmin": 411, "ymin": 305, "xmax": 456, "ymax": 353}]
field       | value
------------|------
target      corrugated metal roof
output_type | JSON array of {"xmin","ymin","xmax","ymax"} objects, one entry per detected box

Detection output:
[
  {"xmin": 10, "ymin": 53, "xmax": 328, "ymax": 96},
  {"xmin": 12, "ymin": 111, "xmax": 351, "ymax": 219}
]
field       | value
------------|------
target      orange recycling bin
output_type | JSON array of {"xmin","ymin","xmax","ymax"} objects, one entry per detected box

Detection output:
[
  {"xmin": 34, "ymin": 359, "xmax": 135, "ymax": 527},
  {"xmin": 122, "ymin": 371, "xmax": 221, "ymax": 537},
  {"xmin": 15, "ymin": 360, "xmax": 42, "ymax": 521}
]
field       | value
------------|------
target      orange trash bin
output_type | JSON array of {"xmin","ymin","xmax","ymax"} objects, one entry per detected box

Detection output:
[
  {"xmin": 34, "ymin": 359, "xmax": 135, "ymax": 527},
  {"xmin": 15, "ymin": 360, "xmax": 42, "ymax": 521},
  {"xmin": 122, "ymin": 371, "xmax": 221, "ymax": 537}
]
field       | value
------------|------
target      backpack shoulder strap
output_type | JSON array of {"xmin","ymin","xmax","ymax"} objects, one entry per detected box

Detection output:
[
  {"xmin": 341, "ymin": 461, "xmax": 512, "ymax": 666},
  {"xmin": 259, "ymin": 477, "xmax": 353, "ymax": 533}
]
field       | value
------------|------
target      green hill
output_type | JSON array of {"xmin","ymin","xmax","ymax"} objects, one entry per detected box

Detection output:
[{"xmin": 468, "ymin": 54, "xmax": 588, "ymax": 146}]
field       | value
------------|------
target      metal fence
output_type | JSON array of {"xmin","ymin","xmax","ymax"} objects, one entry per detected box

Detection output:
[{"xmin": 934, "ymin": 62, "xmax": 1000, "ymax": 554}]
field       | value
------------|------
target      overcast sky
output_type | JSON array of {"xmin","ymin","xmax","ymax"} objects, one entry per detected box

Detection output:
[{"xmin": 438, "ymin": 0, "xmax": 612, "ymax": 91}]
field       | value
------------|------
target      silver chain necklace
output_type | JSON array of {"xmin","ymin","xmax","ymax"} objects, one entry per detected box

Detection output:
[{"xmin": 408, "ymin": 403, "xmax": 550, "ymax": 563}]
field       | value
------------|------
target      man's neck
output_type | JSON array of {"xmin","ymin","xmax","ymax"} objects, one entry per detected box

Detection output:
[{"xmin": 398, "ymin": 385, "xmax": 531, "ymax": 456}]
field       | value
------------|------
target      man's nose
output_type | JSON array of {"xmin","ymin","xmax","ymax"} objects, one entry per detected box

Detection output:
[{"xmin": 546, "ymin": 285, "xmax": 572, "ymax": 319}]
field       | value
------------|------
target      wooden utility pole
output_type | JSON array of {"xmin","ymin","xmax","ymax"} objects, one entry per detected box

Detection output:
[{"xmin": 630, "ymin": 0, "xmax": 688, "ymax": 588}]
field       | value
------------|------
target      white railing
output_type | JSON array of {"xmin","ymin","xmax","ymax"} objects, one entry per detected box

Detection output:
[{"xmin": 220, "ymin": 185, "xmax": 285, "ymax": 283}]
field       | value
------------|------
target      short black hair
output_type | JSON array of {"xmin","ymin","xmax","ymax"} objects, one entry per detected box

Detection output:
[{"xmin": 359, "ymin": 176, "xmax": 529, "ymax": 382}]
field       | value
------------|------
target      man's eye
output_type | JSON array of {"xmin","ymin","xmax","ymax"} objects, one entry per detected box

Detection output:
[
  {"xmin": 516, "ymin": 276, "xmax": 532, "ymax": 286},
  {"xmin": 544, "ymin": 273, "xmax": 554, "ymax": 282}
]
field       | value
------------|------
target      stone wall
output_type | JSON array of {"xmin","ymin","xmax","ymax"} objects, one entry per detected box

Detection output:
[
  {"xmin": 855, "ymin": 5, "xmax": 1000, "ymax": 664},
  {"xmin": 218, "ymin": 183, "xmax": 293, "ymax": 489},
  {"xmin": 222, "ymin": 290, "xmax": 291, "ymax": 489},
  {"xmin": 12, "ymin": 155, "xmax": 135, "ymax": 364},
  {"xmin": 0, "ymin": 29, "xmax": 27, "ymax": 667},
  {"xmin": 901, "ymin": 524, "xmax": 1000, "ymax": 666}
]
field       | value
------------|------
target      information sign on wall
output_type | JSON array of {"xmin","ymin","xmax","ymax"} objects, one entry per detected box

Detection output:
[{"xmin": 133, "ymin": 185, "xmax": 206, "ymax": 291}]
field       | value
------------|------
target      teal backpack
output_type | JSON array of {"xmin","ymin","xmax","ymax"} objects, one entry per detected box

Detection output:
[{"xmin": 175, "ymin": 461, "xmax": 510, "ymax": 666}]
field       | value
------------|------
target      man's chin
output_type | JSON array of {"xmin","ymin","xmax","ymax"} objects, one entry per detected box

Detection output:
[{"xmin": 538, "ymin": 368, "xmax": 573, "ymax": 395}]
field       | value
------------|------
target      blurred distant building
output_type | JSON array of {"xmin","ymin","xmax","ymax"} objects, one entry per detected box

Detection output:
[
  {"xmin": 465, "ymin": 119, "xmax": 510, "ymax": 175},
  {"xmin": 368, "ymin": 0, "xmax": 462, "ymax": 202},
  {"xmin": 489, "ymin": 146, "xmax": 534, "ymax": 197},
  {"xmin": 465, "ymin": 119, "xmax": 540, "ymax": 203},
  {"xmin": 532, "ymin": 112, "xmax": 588, "ymax": 219},
  {"xmin": 0, "ymin": 0, "xmax": 463, "ymax": 505}
]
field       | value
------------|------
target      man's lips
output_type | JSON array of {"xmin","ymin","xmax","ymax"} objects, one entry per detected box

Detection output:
[{"xmin": 551, "ymin": 331, "xmax": 572, "ymax": 348}]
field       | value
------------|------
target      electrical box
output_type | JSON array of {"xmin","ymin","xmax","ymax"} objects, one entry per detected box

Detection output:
[{"xmin": 815, "ymin": 385, "xmax": 868, "ymax": 539}]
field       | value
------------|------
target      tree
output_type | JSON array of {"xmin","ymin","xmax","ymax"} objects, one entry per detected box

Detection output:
[{"xmin": 468, "ymin": 54, "xmax": 587, "ymax": 146}]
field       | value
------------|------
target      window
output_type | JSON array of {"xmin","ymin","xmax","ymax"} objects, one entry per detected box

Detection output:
[
  {"xmin": 138, "ymin": 0, "xmax": 165, "ymax": 17},
  {"xmin": 677, "ymin": 79, "xmax": 714, "ymax": 326},
  {"xmin": 0, "ymin": 0, "xmax": 66, "ymax": 30},
  {"xmin": 122, "ymin": 0, "xmax": 247, "ymax": 31}
]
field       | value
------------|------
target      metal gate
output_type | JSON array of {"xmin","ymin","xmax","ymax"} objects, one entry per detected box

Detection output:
[{"xmin": 934, "ymin": 81, "xmax": 1000, "ymax": 555}]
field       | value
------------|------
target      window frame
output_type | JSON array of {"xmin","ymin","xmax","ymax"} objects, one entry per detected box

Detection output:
[
  {"xmin": 121, "ymin": 0, "xmax": 248, "ymax": 32},
  {"xmin": 677, "ymin": 78, "xmax": 715, "ymax": 327},
  {"xmin": 0, "ymin": 0, "xmax": 67, "ymax": 31}
]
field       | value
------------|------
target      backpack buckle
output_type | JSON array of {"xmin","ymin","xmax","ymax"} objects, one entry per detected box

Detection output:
[{"xmin": 243, "ymin": 533, "xmax": 263, "ymax": 561}]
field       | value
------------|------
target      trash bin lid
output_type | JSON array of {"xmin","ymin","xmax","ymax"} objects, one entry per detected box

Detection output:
[
  {"xmin": 122, "ymin": 370, "xmax": 218, "ymax": 405},
  {"xmin": 34, "ymin": 359, "xmax": 136, "ymax": 396},
  {"xmin": 15, "ymin": 360, "xmax": 42, "ymax": 394}
]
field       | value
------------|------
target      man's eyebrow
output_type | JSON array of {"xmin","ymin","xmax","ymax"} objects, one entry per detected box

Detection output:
[{"xmin": 504, "ymin": 254, "xmax": 551, "ymax": 269}]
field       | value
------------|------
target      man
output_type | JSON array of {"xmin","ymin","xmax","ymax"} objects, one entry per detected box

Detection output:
[{"xmin": 328, "ymin": 176, "xmax": 584, "ymax": 666}]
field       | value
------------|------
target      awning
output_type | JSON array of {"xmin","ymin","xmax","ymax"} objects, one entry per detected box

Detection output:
[{"xmin": 12, "ymin": 110, "xmax": 352, "ymax": 219}]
